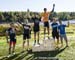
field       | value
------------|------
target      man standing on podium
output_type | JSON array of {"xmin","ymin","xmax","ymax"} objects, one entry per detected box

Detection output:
[{"xmin": 41, "ymin": 4, "xmax": 55, "ymax": 39}]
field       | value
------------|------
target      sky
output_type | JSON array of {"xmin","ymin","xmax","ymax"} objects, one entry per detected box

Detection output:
[{"xmin": 0, "ymin": 0, "xmax": 75, "ymax": 12}]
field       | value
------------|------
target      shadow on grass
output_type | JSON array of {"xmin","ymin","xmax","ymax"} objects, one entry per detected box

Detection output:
[
  {"xmin": 32, "ymin": 46, "xmax": 67, "ymax": 60},
  {"xmin": 14, "ymin": 50, "xmax": 33, "ymax": 60},
  {"xmin": 0, "ymin": 51, "xmax": 28, "ymax": 60},
  {"xmin": 0, "ymin": 47, "xmax": 67, "ymax": 60}
]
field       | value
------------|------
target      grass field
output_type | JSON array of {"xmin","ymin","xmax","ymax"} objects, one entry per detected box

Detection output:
[{"xmin": 0, "ymin": 24, "xmax": 75, "ymax": 60}]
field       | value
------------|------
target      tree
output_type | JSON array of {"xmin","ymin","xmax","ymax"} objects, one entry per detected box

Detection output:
[{"xmin": 0, "ymin": 12, "xmax": 5, "ymax": 22}]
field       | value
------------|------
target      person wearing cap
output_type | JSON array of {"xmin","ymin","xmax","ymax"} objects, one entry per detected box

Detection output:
[
  {"xmin": 41, "ymin": 4, "xmax": 55, "ymax": 39},
  {"xmin": 6, "ymin": 23, "xmax": 17, "ymax": 54}
]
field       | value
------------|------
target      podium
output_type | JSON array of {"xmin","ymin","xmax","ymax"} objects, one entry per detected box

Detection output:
[{"xmin": 32, "ymin": 38, "xmax": 56, "ymax": 52}]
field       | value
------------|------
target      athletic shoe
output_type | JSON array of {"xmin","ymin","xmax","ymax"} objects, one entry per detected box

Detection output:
[
  {"xmin": 38, "ymin": 43, "xmax": 40, "ymax": 45},
  {"xmin": 33, "ymin": 43, "xmax": 39, "ymax": 47},
  {"xmin": 48, "ymin": 37, "xmax": 50, "ymax": 39},
  {"xmin": 12, "ymin": 52, "xmax": 16, "ymax": 55},
  {"xmin": 7, "ymin": 54, "xmax": 11, "ymax": 58},
  {"xmin": 33, "ymin": 43, "xmax": 36, "ymax": 46},
  {"xmin": 66, "ymin": 45, "xmax": 69, "ymax": 47}
]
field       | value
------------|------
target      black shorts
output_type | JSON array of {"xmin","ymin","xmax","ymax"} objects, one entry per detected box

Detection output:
[
  {"xmin": 10, "ymin": 39, "xmax": 16, "ymax": 42},
  {"xmin": 33, "ymin": 26, "xmax": 39, "ymax": 33},
  {"xmin": 23, "ymin": 34, "xmax": 30, "ymax": 40},
  {"xmin": 44, "ymin": 22, "xmax": 49, "ymax": 28},
  {"xmin": 52, "ymin": 31, "xmax": 59, "ymax": 39}
]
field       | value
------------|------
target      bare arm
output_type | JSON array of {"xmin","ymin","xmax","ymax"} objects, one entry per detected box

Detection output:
[
  {"xmin": 17, "ymin": 22, "xmax": 23, "ymax": 26},
  {"xmin": 17, "ymin": 22, "xmax": 23, "ymax": 28},
  {"xmin": 49, "ymin": 4, "xmax": 55, "ymax": 21},
  {"xmin": 6, "ymin": 31, "xmax": 9, "ymax": 43},
  {"xmin": 51, "ymin": 4, "xmax": 55, "ymax": 13},
  {"xmin": 66, "ymin": 21, "xmax": 70, "ymax": 27}
]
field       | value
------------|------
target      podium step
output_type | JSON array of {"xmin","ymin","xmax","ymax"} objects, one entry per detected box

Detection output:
[{"xmin": 32, "ymin": 38, "xmax": 56, "ymax": 52}]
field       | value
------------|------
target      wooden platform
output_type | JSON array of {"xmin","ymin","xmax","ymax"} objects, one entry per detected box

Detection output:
[{"xmin": 32, "ymin": 38, "xmax": 56, "ymax": 52}]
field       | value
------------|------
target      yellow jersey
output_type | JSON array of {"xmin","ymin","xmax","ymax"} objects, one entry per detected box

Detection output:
[{"xmin": 42, "ymin": 12, "xmax": 49, "ymax": 22}]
